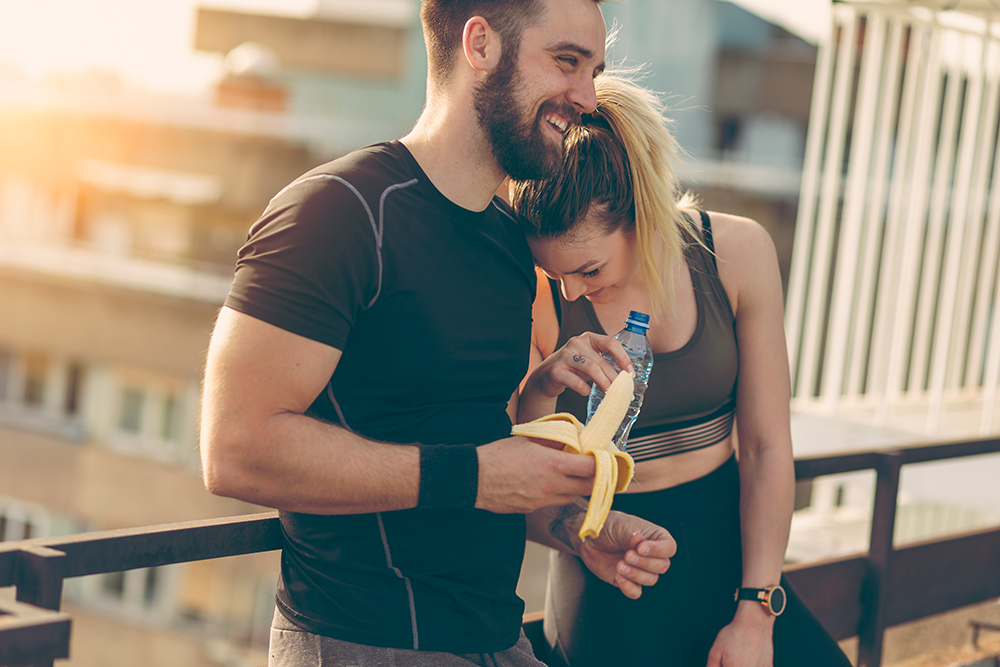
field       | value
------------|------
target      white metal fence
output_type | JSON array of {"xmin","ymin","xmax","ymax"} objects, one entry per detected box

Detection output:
[{"xmin": 786, "ymin": 1, "xmax": 1000, "ymax": 435}]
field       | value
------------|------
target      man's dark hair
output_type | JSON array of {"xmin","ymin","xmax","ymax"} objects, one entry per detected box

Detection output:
[{"xmin": 420, "ymin": 1, "xmax": 542, "ymax": 83}]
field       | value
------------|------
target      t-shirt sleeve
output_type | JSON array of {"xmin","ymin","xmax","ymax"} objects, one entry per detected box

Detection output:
[{"xmin": 225, "ymin": 174, "xmax": 381, "ymax": 350}]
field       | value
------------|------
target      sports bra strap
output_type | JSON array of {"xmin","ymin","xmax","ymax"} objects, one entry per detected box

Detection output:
[{"xmin": 697, "ymin": 209, "xmax": 720, "ymax": 274}]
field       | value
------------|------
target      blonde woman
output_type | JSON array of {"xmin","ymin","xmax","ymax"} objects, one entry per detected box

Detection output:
[{"xmin": 512, "ymin": 74, "xmax": 851, "ymax": 667}]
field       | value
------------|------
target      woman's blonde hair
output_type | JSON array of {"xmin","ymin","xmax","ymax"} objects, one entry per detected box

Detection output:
[{"xmin": 510, "ymin": 73, "xmax": 700, "ymax": 321}]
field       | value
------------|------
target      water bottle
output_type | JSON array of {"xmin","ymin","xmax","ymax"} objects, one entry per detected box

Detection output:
[{"xmin": 586, "ymin": 311, "xmax": 653, "ymax": 452}]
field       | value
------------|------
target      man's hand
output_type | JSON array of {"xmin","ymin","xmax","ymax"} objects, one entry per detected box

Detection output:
[
  {"xmin": 578, "ymin": 509, "xmax": 676, "ymax": 599},
  {"xmin": 475, "ymin": 437, "xmax": 598, "ymax": 513}
]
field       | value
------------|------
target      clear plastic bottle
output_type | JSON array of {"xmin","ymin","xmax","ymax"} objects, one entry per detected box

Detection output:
[{"xmin": 586, "ymin": 311, "xmax": 653, "ymax": 452}]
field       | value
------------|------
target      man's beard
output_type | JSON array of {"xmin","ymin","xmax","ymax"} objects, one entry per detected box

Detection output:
[{"xmin": 473, "ymin": 49, "xmax": 573, "ymax": 181}]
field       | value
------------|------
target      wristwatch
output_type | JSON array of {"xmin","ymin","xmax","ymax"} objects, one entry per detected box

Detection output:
[{"xmin": 735, "ymin": 585, "xmax": 786, "ymax": 617}]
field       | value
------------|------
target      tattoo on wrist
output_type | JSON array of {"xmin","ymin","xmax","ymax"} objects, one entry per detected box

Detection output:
[{"xmin": 550, "ymin": 502, "xmax": 586, "ymax": 550}]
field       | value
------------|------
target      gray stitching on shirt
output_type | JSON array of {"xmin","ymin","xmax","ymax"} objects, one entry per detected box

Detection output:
[
  {"xmin": 491, "ymin": 199, "xmax": 515, "ymax": 221},
  {"xmin": 264, "ymin": 173, "xmax": 395, "ymax": 309},
  {"xmin": 377, "ymin": 512, "xmax": 420, "ymax": 650},
  {"xmin": 378, "ymin": 179, "xmax": 418, "ymax": 247},
  {"xmin": 269, "ymin": 173, "xmax": 424, "ymax": 651},
  {"xmin": 373, "ymin": 178, "xmax": 418, "ymax": 308}
]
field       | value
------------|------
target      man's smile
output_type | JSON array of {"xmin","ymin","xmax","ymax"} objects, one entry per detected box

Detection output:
[{"xmin": 544, "ymin": 113, "xmax": 569, "ymax": 133}]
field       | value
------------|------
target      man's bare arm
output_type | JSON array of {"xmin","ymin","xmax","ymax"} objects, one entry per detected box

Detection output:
[
  {"xmin": 200, "ymin": 306, "xmax": 421, "ymax": 514},
  {"xmin": 201, "ymin": 307, "xmax": 598, "ymax": 515}
]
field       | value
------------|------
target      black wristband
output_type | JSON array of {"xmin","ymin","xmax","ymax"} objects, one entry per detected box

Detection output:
[{"xmin": 417, "ymin": 444, "xmax": 479, "ymax": 510}]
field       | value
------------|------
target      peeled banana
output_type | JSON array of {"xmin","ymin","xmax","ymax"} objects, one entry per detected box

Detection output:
[{"xmin": 512, "ymin": 370, "xmax": 635, "ymax": 540}]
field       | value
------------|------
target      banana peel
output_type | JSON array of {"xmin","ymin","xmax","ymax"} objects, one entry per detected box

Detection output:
[{"xmin": 512, "ymin": 370, "xmax": 635, "ymax": 540}]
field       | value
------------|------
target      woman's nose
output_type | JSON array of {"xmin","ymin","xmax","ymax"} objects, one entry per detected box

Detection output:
[{"xmin": 560, "ymin": 277, "xmax": 587, "ymax": 302}]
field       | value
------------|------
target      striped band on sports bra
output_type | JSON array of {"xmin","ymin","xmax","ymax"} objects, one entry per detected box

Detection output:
[{"xmin": 625, "ymin": 400, "xmax": 735, "ymax": 462}]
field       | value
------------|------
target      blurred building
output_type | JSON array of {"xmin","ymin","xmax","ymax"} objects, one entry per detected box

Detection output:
[
  {"xmin": 0, "ymin": 0, "xmax": 831, "ymax": 664},
  {"xmin": 0, "ymin": 4, "xmax": 403, "ymax": 665}
]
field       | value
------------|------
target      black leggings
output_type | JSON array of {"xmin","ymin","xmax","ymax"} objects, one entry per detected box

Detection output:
[{"xmin": 543, "ymin": 456, "xmax": 852, "ymax": 667}]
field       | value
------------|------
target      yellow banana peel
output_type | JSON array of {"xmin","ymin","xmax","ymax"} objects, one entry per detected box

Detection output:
[{"xmin": 512, "ymin": 370, "xmax": 635, "ymax": 540}]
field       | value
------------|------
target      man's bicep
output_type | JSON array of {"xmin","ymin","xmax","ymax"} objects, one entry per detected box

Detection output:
[{"xmin": 204, "ymin": 306, "xmax": 343, "ymax": 419}]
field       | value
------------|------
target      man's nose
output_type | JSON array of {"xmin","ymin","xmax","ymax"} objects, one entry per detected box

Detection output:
[{"xmin": 566, "ymin": 72, "xmax": 598, "ymax": 114}]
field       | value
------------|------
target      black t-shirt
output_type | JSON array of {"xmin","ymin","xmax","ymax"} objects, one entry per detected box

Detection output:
[{"xmin": 225, "ymin": 141, "xmax": 535, "ymax": 653}]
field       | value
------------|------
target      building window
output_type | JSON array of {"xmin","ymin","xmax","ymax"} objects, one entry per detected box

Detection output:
[
  {"xmin": 80, "ymin": 566, "xmax": 172, "ymax": 618},
  {"xmin": 719, "ymin": 116, "xmax": 742, "ymax": 154},
  {"xmin": 143, "ymin": 568, "xmax": 159, "ymax": 606},
  {"xmin": 0, "ymin": 515, "xmax": 33, "ymax": 541},
  {"xmin": 0, "ymin": 498, "xmax": 62, "ymax": 542},
  {"xmin": 23, "ymin": 353, "xmax": 49, "ymax": 408},
  {"xmin": 109, "ymin": 372, "xmax": 193, "ymax": 464},
  {"xmin": 0, "ymin": 350, "xmax": 88, "ymax": 439},
  {"xmin": 118, "ymin": 387, "xmax": 145, "ymax": 434},
  {"xmin": 161, "ymin": 392, "xmax": 177, "ymax": 441},
  {"xmin": 102, "ymin": 571, "xmax": 127, "ymax": 597},
  {"xmin": 0, "ymin": 349, "xmax": 12, "ymax": 403},
  {"xmin": 64, "ymin": 362, "xmax": 84, "ymax": 415}
]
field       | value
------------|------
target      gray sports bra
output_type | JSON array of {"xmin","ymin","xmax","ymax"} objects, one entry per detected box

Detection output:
[{"xmin": 552, "ymin": 211, "xmax": 738, "ymax": 462}]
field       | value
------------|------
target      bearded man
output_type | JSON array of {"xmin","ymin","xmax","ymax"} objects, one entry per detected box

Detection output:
[{"xmin": 199, "ymin": 1, "xmax": 676, "ymax": 665}]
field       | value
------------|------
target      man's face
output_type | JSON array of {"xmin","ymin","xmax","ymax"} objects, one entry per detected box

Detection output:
[{"xmin": 474, "ymin": 0, "xmax": 606, "ymax": 180}]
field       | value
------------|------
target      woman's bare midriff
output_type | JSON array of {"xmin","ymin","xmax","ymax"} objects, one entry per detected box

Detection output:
[{"xmin": 620, "ymin": 438, "xmax": 735, "ymax": 494}]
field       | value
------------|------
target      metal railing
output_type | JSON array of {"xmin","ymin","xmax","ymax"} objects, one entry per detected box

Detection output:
[{"xmin": 2, "ymin": 437, "xmax": 999, "ymax": 667}]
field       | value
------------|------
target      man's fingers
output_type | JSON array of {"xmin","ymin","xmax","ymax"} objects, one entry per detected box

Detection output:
[{"xmin": 550, "ymin": 449, "xmax": 596, "ymax": 478}]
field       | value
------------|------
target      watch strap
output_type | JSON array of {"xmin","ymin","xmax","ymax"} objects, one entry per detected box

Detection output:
[{"xmin": 734, "ymin": 585, "xmax": 786, "ymax": 616}]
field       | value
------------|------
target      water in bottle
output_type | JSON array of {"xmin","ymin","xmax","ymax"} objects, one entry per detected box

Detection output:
[{"xmin": 586, "ymin": 311, "xmax": 653, "ymax": 451}]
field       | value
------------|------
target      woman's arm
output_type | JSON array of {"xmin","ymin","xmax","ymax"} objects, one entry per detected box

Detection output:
[
  {"xmin": 707, "ymin": 212, "xmax": 796, "ymax": 667},
  {"xmin": 526, "ymin": 502, "xmax": 677, "ymax": 600},
  {"xmin": 517, "ymin": 268, "xmax": 628, "ymax": 423},
  {"xmin": 517, "ymin": 269, "xmax": 563, "ymax": 422}
]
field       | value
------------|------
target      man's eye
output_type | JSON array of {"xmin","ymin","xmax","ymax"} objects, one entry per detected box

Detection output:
[{"xmin": 558, "ymin": 56, "xmax": 579, "ymax": 67}]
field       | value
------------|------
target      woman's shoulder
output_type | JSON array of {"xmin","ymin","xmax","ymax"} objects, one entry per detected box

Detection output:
[
  {"xmin": 685, "ymin": 210, "xmax": 776, "ymax": 264},
  {"xmin": 683, "ymin": 209, "xmax": 780, "ymax": 314}
]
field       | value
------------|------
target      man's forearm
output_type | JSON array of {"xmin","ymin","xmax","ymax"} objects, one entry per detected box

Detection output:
[{"xmin": 202, "ymin": 409, "xmax": 421, "ymax": 515}]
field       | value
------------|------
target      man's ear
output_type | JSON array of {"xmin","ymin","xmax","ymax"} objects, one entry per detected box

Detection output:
[{"xmin": 462, "ymin": 16, "xmax": 502, "ymax": 74}]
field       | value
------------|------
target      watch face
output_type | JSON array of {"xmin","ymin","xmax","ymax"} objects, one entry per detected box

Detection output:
[{"xmin": 769, "ymin": 586, "xmax": 786, "ymax": 616}]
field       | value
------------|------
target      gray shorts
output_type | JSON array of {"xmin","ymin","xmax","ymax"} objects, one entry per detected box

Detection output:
[{"xmin": 268, "ymin": 609, "xmax": 547, "ymax": 667}]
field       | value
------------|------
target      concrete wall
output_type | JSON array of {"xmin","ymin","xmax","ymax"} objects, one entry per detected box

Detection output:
[{"xmin": 0, "ymin": 270, "xmax": 219, "ymax": 378}]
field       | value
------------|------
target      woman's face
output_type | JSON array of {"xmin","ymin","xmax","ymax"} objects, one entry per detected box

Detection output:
[{"xmin": 528, "ymin": 207, "xmax": 639, "ymax": 304}]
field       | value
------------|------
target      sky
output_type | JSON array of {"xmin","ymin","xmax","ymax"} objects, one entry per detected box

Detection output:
[
  {"xmin": 0, "ymin": 0, "xmax": 831, "ymax": 96},
  {"xmin": 0, "ymin": 0, "xmax": 316, "ymax": 95}
]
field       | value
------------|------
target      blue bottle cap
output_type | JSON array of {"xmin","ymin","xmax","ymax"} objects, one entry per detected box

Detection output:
[{"xmin": 626, "ymin": 311, "xmax": 650, "ymax": 329}]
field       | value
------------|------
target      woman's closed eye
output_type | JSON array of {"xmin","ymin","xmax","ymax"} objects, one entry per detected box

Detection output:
[{"xmin": 580, "ymin": 267, "xmax": 600, "ymax": 279}]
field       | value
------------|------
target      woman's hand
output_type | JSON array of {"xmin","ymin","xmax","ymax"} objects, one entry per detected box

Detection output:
[
  {"xmin": 706, "ymin": 604, "xmax": 775, "ymax": 667},
  {"xmin": 522, "ymin": 332, "xmax": 632, "ymax": 402},
  {"xmin": 576, "ymin": 509, "xmax": 676, "ymax": 600}
]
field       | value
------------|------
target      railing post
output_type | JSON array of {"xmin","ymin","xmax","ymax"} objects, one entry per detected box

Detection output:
[
  {"xmin": 14, "ymin": 544, "xmax": 68, "ymax": 611},
  {"xmin": 858, "ymin": 451, "xmax": 902, "ymax": 667}
]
